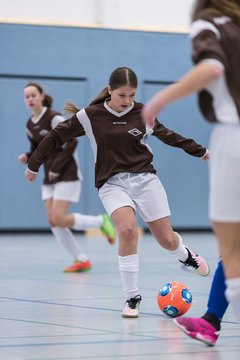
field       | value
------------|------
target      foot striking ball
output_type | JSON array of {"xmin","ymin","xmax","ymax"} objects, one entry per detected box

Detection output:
[{"xmin": 157, "ymin": 281, "xmax": 192, "ymax": 317}]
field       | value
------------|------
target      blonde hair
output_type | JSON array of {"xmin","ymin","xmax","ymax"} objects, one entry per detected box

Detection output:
[
  {"xmin": 192, "ymin": 0, "xmax": 240, "ymax": 25},
  {"xmin": 63, "ymin": 101, "xmax": 81, "ymax": 115}
]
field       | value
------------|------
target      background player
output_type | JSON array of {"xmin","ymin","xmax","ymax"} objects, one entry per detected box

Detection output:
[{"xmin": 19, "ymin": 82, "xmax": 116, "ymax": 272}]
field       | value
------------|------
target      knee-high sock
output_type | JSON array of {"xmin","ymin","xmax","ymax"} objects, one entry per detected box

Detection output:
[
  {"xmin": 225, "ymin": 277, "xmax": 240, "ymax": 323},
  {"xmin": 207, "ymin": 260, "xmax": 228, "ymax": 320},
  {"xmin": 118, "ymin": 254, "xmax": 139, "ymax": 300},
  {"xmin": 168, "ymin": 233, "xmax": 188, "ymax": 261},
  {"xmin": 72, "ymin": 213, "xmax": 103, "ymax": 230},
  {"xmin": 51, "ymin": 227, "xmax": 88, "ymax": 262}
]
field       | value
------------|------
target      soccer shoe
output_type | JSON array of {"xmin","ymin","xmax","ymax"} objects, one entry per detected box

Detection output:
[
  {"xmin": 122, "ymin": 295, "xmax": 142, "ymax": 318},
  {"xmin": 63, "ymin": 260, "xmax": 92, "ymax": 273},
  {"xmin": 173, "ymin": 317, "xmax": 219, "ymax": 346},
  {"xmin": 100, "ymin": 214, "xmax": 116, "ymax": 245},
  {"xmin": 179, "ymin": 247, "xmax": 210, "ymax": 276}
]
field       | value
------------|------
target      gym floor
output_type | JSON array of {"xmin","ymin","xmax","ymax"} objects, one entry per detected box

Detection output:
[{"xmin": 1, "ymin": 231, "xmax": 240, "ymax": 359}]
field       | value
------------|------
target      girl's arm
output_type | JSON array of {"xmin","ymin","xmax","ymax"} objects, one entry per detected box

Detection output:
[
  {"xmin": 25, "ymin": 115, "xmax": 85, "ymax": 182},
  {"xmin": 153, "ymin": 120, "xmax": 207, "ymax": 158},
  {"xmin": 142, "ymin": 62, "xmax": 224, "ymax": 127}
]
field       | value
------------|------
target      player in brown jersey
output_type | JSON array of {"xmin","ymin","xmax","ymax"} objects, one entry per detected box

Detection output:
[
  {"xmin": 142, "ymin": 0, "xmax": 240, "ymax": 345},
  {"xmin": 24, "ymin": 68, "xmax": 210, "ymax": 318},
  {"xmin": 19, "ymin": 82, "xmax": 116, "ymax": 273}
]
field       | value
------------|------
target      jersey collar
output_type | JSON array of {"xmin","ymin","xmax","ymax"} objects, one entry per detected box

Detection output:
[{"xmin": 104, "ymin": 99, "xmax": 134, "ymax": 117}]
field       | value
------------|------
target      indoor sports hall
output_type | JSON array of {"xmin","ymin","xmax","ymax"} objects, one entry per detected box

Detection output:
[
  {"xmin": 1, "ymin": 1, "xmax": 240, "ymax": 359},
  {"xmin": 1, "ymin": 232, "xmax": 240, "ymax": 359}
]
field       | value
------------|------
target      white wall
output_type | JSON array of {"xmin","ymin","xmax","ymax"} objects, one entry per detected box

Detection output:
[{"xmin": 0, "ymin": 0, "xmax": 195, "ymax": 32}]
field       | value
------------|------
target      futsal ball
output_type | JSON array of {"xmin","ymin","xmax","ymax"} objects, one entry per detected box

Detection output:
[{"xmin": 157, "ymin": 281, "xmax": 192, "ymax": 317}]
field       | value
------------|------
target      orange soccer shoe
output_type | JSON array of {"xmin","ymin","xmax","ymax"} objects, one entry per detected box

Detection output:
[{"xmin": 64, "ymin": 260, "xmax": 92, "ymax": 273}]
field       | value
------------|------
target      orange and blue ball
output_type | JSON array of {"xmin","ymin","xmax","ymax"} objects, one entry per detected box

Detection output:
[{"xmin": 157, "ymin": 281, "xmax": 192, "ymax": 317}]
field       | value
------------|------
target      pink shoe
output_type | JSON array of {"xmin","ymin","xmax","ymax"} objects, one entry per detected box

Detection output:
[
  {"xmin": 179, "ymin": 247, "xmax": 210, "ymax": 276},
  {"xmin": 173, "ymin": 317, "xmax": 219, "ymax": 346}
]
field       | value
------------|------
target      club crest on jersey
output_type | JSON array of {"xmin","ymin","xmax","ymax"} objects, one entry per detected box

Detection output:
[{"xmin": 128, "ymin": 128, "xmax": 142, "ymax": 136}]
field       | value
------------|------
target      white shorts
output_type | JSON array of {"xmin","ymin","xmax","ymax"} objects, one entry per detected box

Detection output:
[
  {"xmin": 209, "ymin": 124, "xmax": 240, "ymax": 222},
  {"xmin": 98, "ymin": 172, "xmax": 171, "ymax": 222},
  {"xmin": 41, "ymin": 180, "xmax": 81, "ymax": 203}
]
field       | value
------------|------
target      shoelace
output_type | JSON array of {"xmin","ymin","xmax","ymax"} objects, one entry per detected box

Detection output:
[
  {"xmin": 180, "ymin": 249, "xmax": 200, "ymax": 269},
  {"xmin": 126, "ymin": 295, "xmax": 142, "ymax": 309}
]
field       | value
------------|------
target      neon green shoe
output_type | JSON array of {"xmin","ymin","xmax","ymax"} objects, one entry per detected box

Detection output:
[{"xmin": 100, "ymin": 214, "xmax": 116, "ymax": 245}]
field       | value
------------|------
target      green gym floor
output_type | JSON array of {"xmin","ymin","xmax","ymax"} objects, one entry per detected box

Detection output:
[{"xmin": 1, "ymin": 232, "xmax": 239, "ymax": 360}]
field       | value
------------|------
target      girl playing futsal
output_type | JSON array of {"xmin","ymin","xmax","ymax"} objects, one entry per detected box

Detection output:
[{"xmin": 24, "ymin": 68, "xmax": 209, "ymax": 317}]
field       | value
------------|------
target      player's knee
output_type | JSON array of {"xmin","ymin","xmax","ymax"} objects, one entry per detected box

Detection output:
[
  {"xmin": 47, "ymin": 217, "xmax": 54, "ymax": 227},
  {"xmin": 159, "ymin": 234, "xmax": 176, "ymax": 249},
  {"xmin": 50, "ymin": 212, "xmax": 64, "ymax": 227},
  {"xmin": 118, "ymin": 223, "xmax": 137, "ymax": 241}
]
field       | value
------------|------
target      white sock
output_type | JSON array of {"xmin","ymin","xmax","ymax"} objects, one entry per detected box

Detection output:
[
  {"xmin": 118, "ymin": 254, "xmax": 139, "ymax": 300},
  {"xmin": 51, "ymin": 227, "xmax": 88, "ymax": 262},
  {"xmin": 225, "ymin": 277, "xmax": 240, "ymax": 323},
  {"xmin": 168, "ymin": 233, "xmax": 188, "ymax": 261},
  {"xmin": 72, "ymin": 213, "xmax": 103, "ymax": 230}
]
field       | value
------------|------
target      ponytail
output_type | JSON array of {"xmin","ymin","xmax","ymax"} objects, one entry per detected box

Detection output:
[
  {"xmin": 89, "ymin": 87, "xmax": 109, "ymax": 106},
  {"xmin": 64, "ymin": 86, "xmax": 109, "ymax": 115},
  {"xmin": 42, "ymin": 94, "xmax": 53, "ymax": 108},
  {"xmin": 64, "ymin": 101, "xmax": 81, "ymax": 115}
]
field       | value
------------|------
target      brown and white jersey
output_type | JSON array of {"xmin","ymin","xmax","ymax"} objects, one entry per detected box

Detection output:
[
  {"xmin": 28, "ymin": 101, "xmax": 206, "ymax": 189},
  {"xmin": 190, "ymin": 13, "xmax": 240, "ymax": 124},
  {"xmin": 26, "ymin": 107, "xmax": 80, "ymax": 184}
]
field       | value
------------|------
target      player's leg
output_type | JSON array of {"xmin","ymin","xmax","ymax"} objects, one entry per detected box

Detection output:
[
  {"xmin": 148, "ymin": 218, "xmax": 209, "ymax": 276},
  {"xmin": 204, "ymin": 260, "xmax": 228, "ymax": 325},
  {"xmin": 51, "ymin": 199, "xmax": 92, "ymax": 272},
  {"xmin": 111, "ymin": 206, "xmax": 142, "ymax": 318},
  {"xmin": 213, "ymin": 222, "xmax": 240, "ymax": 323},
  {"xmin": 50, "ymin": 181, "xmax": 116, "ymax": 244},
  {"xmin": 134, "ymin": 173, "xmax": 209, "ymax": 276},
  {"xmin": 99, "ymin": 175, "xmax": 142, "ymax": 318},
  {"xmin": 44, "ymin": 197, "xmax": 91, "ymax": 272},
  {"xmin": 173, "ymin": 260, "xmax": 228, "ymax": 346},
  {"xmin": 71, "ymin": 212, "xmax": 116, "ymax": 245},
  {"xmin": 209, "ymin": 125, "xmax": 240, "ymax": 322}
]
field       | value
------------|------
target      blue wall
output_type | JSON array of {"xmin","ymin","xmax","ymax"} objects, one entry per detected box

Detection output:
[{"xmin": 0, "ymin": 23, "xmax": 212, "ymax": 230}]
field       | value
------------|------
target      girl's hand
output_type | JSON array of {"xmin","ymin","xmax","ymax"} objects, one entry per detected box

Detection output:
[
  {"xmin": 18, "ymin": 153, "xmax": 28, "ymax": 164},
  {"xmin": 141, "ymin": 105, "xmax": 156, "ymax": 127},
  {"xmin": 25, "ymin": 168, "xmax": 37, "ymax": 182},
  {"xmin": 202, "ymin": 149, "xmax": 210, "ymax": 161},
  {"xmin": 142, "ymin": 97, "xmax": 165, "ymax": 127}
]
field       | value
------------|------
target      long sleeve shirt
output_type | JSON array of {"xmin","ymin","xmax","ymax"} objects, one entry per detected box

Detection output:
[{"xmin": 28, "ymin": 101, "xmax": 207, "ymax": 189}]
